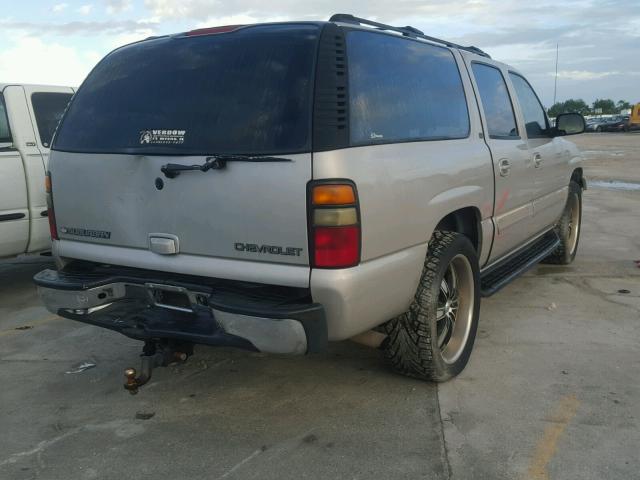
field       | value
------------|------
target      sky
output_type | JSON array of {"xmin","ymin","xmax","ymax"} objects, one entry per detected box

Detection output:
[{"xmin": 1, "ymin": 0, "xmax": 638, "ymax": 107}]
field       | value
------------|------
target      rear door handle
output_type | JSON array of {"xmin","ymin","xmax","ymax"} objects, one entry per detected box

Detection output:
[
  {"xmin": 533, "ymin": 153, "xmax": 543, "ymax": 168},
  {"xmin": 498, "ymin": 158, "xmax": 511, "ymax": 177}
]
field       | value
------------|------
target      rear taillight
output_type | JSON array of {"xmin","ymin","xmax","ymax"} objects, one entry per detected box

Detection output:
[
  {"xmin": 309, "ymin": 182, "xmax": 360, "ymax": 268},
  {"xmin": 45, "ymin": 172, "xmax": 58, "ymax": 240}
]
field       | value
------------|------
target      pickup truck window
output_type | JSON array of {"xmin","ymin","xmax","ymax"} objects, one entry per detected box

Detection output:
[
  {"xmin": 508, "ymin": 73, "xmax": 549, "ymax": 138},
  {"xmin": 0, "ymin": 94, "xmax": 11, "ymax": 143},
  {"xmin": 347, "ymin": 30, "xmax": 470, "ymax": 146},
  {"xmin": 53, "ymin": 24, "xmax": 319, "ymax": 156},
  {"xmin": 470, "ymin": 63, "xmax": 519, "ymax": 139},
  {"xmin": 31, "ymin": 92, "xmax": 73, "ymax": 148}
]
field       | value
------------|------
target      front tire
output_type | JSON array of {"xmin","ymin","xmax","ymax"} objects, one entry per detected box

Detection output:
[
  {"xmin": 383, "ymin": 231, "xmax": 480, "ymax": 382},
  {"xmin": 544, "ymin": 181, "xmax": 582, "ymax": 264}
]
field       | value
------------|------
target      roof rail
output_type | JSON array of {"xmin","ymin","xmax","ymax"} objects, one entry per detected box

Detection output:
[{"xmin": 328, "ymin": 13, "xmax": 490, "ymax": 58}]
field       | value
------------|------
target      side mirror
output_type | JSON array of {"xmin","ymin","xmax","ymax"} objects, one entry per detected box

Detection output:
[{"xmin": 553, "ymin": 113, "xmax": 585, "ymax": 136}]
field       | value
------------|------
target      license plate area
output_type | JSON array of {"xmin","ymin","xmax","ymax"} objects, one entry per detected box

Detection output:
[{"xmin": 145, "ymin": 283, "xmax": 194, "ymax": 313}]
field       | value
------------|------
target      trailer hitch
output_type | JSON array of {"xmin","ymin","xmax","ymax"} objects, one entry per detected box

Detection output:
[{"xmin": 124, "ymin": 340, "xmax": 193, "ymax": 394}]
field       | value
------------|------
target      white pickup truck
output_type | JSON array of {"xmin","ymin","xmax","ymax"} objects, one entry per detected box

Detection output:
[{"xmin": 0, "ymin": 84, "xmax": 74, "ymax": 258}]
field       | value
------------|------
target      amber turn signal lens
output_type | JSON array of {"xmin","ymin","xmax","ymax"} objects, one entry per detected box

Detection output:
[
  {"xmin": 45, "ymin": 174, "xmax": 52, "ymax": 194},
  {"xmin": 312, "ymin": 184, "xmax": 356, "ymax": 205}
]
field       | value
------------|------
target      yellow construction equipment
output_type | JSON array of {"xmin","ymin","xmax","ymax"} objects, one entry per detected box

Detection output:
[{"xmin": 629, "ymin": 103, "xmax": 640, "ymax": 131}]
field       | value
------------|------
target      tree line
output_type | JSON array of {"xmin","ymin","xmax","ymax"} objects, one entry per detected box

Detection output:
[{"xmin": 547, "ymin": 99, "xmax": 635, "ymax": 117}]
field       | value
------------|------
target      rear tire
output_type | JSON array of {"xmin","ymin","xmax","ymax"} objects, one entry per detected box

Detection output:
[
  {"xmin": 543, "ymin": 181, "xmax": 582, "ymax": 265},
  {"xmin": 382, "ymin": 231, "xmax": 480, "ymax": 382},
  {"xmin": 596, "ymin": 126, "xmax": 602, "ymax": 132}
]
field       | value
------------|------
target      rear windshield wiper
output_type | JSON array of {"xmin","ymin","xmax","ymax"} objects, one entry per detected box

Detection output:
[{"xmin": 160, "ymin": 154, "xmax": 292, "ymax": 179}]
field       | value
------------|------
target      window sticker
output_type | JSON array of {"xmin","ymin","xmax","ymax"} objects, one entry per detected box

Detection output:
[{"xmin": 139, "ymin": 129, "xmax": 186, "ymax": 145}]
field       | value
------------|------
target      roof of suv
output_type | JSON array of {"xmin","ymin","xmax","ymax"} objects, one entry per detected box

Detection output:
[{"xmin": 136, "ymin": 14, "xmax": 490, "ymax": 60}]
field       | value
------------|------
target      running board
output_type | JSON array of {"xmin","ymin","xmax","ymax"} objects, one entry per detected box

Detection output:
[{"xmin": 480, "ymin": 231, "xmax": 560, "ymax": 297}]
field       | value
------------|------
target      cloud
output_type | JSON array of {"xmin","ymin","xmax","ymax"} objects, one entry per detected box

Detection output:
[
  {"xmin": 556, "ymin": 70, "xmax": 618, "ymax": 81},
  {"xmin": 0, "ymin": 19, "xmax": 158, "ymax": 36},
  {"xmin": 105, "ymin": 0, "xmax": 133, "ymax": 14},
  {"xmin": 52, "ymin": 3, "xmax": 68, "ymax": 12},
  {"xmin": 78, "ymin": 4, "xmax": 93, "ymax": 15},
  {"xmin": 194, "ymin": 13, "xmax": 290, "ymax": 29},
  {"xmin": 107, "ymin": 29, "xmax": 156, "ymax": 49},
  {"xmin": 554, "ymin": 70, "xmax": 640, "ymax": 81},
  {"xmin": 0, "ymin": 36, "xmax": 92, "ymax": 86},
  {"xmin": 141, "ymin": 0, "xmax": 495, "ymax": 23},
  {"xmin": 3, "ymin": 0, "xmax": 639, "ymax": 103}
]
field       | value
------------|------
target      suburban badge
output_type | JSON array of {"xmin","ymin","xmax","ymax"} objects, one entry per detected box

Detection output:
[{"xmin": 60, "ymin": 227, "xmax": 111, "ymax": 239}]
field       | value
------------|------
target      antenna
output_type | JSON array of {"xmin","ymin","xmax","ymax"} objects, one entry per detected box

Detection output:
[{"xmin": 553, "ymin": 43, "xmax": 559, "ymax": 105}]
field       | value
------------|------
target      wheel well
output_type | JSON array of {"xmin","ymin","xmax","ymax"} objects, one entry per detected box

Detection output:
[
  {"xmin": 571, "ymin": 168, "xmax": 586, "ymax": 190},
  {"xmin": 435, "ymin": 207, "xmax": 481, "ymax": 253}
]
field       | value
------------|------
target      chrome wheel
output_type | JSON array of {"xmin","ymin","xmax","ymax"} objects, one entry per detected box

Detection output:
[
  {"xmin": 436, "ymin": 254, "xmax": 475, "ymax": 364},
  {"xmin": 566, "ymin": 192, "xmax": 580, "ymax": 255}
]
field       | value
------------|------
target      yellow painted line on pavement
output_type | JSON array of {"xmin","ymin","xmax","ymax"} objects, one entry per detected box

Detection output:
[
  {"xmin": 527, "ymin": 394, "xmax": 581, "ymax": 480},
  {"xmin": 0, "ymin": 314, "xmax": 60, "ymax": 338}
]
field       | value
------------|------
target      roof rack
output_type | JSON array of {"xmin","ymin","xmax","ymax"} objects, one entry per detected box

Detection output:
[{"xmin": 328, "ymin": 13, "xmax": 490, "ymax": 58}]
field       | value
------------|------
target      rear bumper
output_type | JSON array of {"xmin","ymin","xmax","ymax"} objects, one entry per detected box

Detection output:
[{"xmin": 34, "ymin": 268, "xmax": 327, "ymax": 355}]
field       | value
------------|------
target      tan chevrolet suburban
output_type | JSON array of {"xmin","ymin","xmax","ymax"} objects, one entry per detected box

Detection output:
[{"xmin": 35, "ymin": 15, "xmax": 586, "ymax": 391}]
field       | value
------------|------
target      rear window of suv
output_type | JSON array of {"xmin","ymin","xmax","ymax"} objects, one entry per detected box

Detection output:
[
  {"xmin": 53, "ymin": 24, "xmax": 319, "ymax": 155},
  {"xmin": 347, "ymin": 30, "xmax": 470, "ymax": 145}
]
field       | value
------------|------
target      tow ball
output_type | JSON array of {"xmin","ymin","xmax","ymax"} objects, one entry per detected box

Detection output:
[{"xmin": 124, "ymin": 340, "xmax": 193, "ymax": 394}]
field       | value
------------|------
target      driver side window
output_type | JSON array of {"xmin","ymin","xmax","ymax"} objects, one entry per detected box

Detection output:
[{"xmin": 509, "ymin": 73, "xmax": 548, "ymax": 138}]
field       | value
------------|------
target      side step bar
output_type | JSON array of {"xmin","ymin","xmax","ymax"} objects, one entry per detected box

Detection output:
[{"xmin": 480, "ymin": 230, "xmax": 560, "ymax": 297}]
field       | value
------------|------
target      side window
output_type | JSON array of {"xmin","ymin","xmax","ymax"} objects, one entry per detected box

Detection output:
[
  {"xmin": 30, "ymin": 92, "xmax": 73, "ymax": 148},
  {"xmin": 347, "ymin": 31, "xmax": 470, "ymax": 145},
  {"xmin": 508, "ymin": 73, "xmax": 548, "ymax": 138},
  {"xmin": 470, "ymin": 63, "xmax": 518, "ymax": 139},
  {"xmin": 0, "ymin": 94, "xmax": 11, "ymax": 143}
]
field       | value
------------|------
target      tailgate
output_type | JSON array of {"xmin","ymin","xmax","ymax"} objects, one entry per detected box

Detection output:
[{"xmin": 50, "ymin": 151, "xmax": 311, "ymax": 265}]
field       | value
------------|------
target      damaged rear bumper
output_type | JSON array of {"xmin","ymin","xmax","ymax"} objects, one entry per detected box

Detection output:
[{"xmin": 34, "ymin": 268, "xmax": 327, "ymax": 355}]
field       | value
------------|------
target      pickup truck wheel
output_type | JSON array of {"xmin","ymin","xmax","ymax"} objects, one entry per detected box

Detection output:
[
  {"xmin": 543, "ymin": 181, "xmax": 582, "ymax": 265},
  {"xmin": 382, "ymin": 231, "xmax": 480, "ymax": 382}
]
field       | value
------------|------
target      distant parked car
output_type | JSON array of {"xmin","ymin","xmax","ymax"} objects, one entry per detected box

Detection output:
[
  {"xmin": 585, "ymin": 117, "xmax": 607, "ymax": 132},
  {"xmin": 601, "ymin": 116, "xmax": 630, "ymax": 132}
]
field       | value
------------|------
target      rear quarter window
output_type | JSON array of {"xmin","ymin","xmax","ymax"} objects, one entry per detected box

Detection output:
[
  {"xmin": 347, "ymin": 30, "xmax": 470, "ymax": 145},
  {"xmin": 31, "ymin": 92, "xmax": 73, "ymax": 148}
]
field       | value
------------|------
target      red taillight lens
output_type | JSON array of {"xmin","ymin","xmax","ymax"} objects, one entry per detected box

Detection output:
[
  {"xmin": 313, "ymin": 226, "xmax": 360, "ymax": 268},
  {"xmin": 48, "ymin": 207, "xmax": 58, "ymax": 240},
  {"xmin": 45, "ymin": 173, "xmax": 58, "ymax": 240},
  {"xmin": 309, "ymin": 181, "xmax": 360, "ymax": 268}
]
